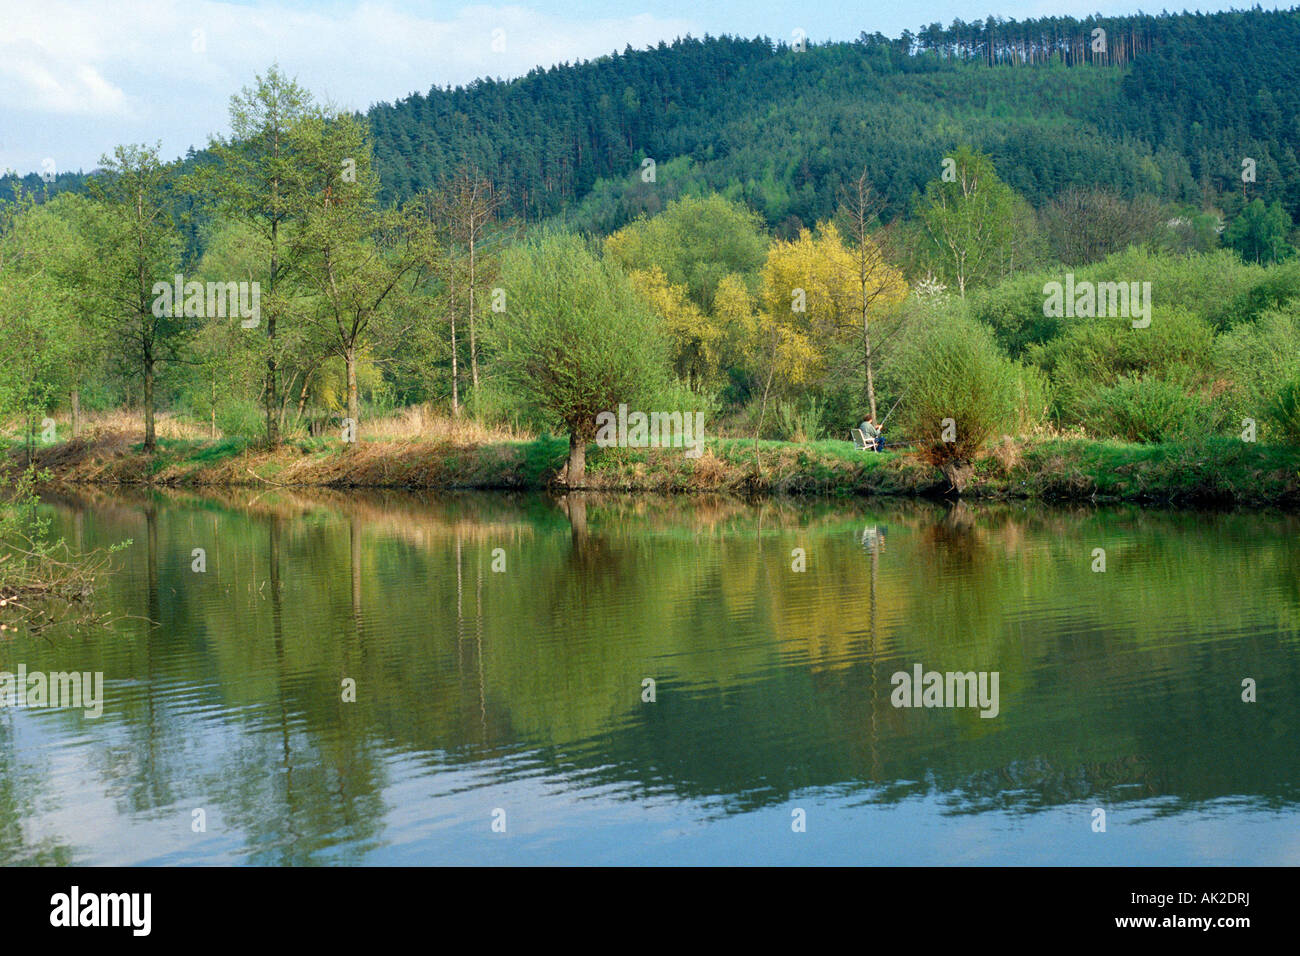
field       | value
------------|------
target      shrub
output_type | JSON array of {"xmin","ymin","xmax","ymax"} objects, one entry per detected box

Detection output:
[
  {"xmin": 1027, "ymin": 307, "xmax": 1215, "ymax": 425},
  {"xmin": 214, "ymin": 398, "xmax": 263, "ymax": 443},
  {"xmin": 894, "ymin": 314, "xmax": 1031, "ymax": 480},
  {"xmin": 775, "ymin": 396, "xmax": 825, "ymax": 442},
  {"xmin": 1266, "ymin": 378, "xmax": 1300, "ymax": 445},
  {"xmin": 1209, "ymin": 260, "xmax": 1300, "ymax": 330},
  {"xmin": 1077, "ymin": 376, "xmax": 1210, "ymax": 443},
  {"xmin": 1214, "ymin": 308, "xmax": 1300, "ymax": 431},
  {"xmin": 967, "ymin": 269, "xmax": 1064, "ymax": 358}
]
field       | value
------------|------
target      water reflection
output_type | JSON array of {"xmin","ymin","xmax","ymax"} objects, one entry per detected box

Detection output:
[{"xmin": 1, "ymin": 488, "xmax": 1296, "ymax": 864}]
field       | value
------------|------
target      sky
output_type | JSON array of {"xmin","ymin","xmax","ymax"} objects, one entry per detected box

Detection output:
[{"xmin": 0, "ymin": 0, "xmax": 1288, "ymax": 176}]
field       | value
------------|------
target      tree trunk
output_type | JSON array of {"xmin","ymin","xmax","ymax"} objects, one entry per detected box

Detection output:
[
  {"xmin": 70, "ymin": 388, "xmax": 80, "ymax": 439},
  {"xmin": 450, "ymin": 308, "xmax": 460, "ymax": 418},
  {"xmin": 294, "ymin": 367, "xmax": 314, "ymax": 431},
  {"xmin": 266, "ymin": 339, "xmax": 279, "ymax": 447},
  {"xmin": 468, "ymin": 234, "xmax": 479, "ymax": 397},
  {"xmin": 567, "ymin": 431, "xmax": 586, "ymax": 485},
  {"xmin": 754, "ymin": 337, "xmax": 779, "ymax": 474},
  {"xmin": 143, "ymin": 353, "xmax": 156, "ymax": 454},
  {"xmin": 266, "ymin": 220, "xmax": 280, "ymax": 449},
  {"xmin": 345, "ymin": 345, "xmax": 359, "ymax": 449}
]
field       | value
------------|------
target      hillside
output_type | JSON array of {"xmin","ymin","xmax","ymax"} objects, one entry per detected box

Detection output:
[{"xmin": 367, "ymin": 7, "xmax": 1300, "ymax": 233}]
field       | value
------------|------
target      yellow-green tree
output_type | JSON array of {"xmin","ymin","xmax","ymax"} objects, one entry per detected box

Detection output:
[
  {"xmin": 760, "ymin": 221, "xmax": 907, "ymax": 418},
  {"xmin": 838, "ymin": 171, "xmax": 910, "ymax": 419},
  {"xmin": 625, "ymin": 266, "xmax": 722, "ymax": 392},
  {"xmin": 605, "ymin": 194, "xmax": 766, "ymax": 393},
  {"xmin": 749, "ymin": 248, "xmax": 823, "ymax": 445}
]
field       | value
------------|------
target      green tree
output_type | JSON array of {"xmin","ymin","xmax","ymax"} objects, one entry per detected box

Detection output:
[
  {"xmin": 490, "ymin": 234, "xmax": 668, "ymax": 483},
  {"xmin": 1224, "ymin": 199, "xmax": 1295, "ymax": 265},
  {"xmin": 917, "ymin": 146, "xmax": 1035, "ymax": 296},
  {"xmin": 292, "ymin": 110, "xmax": 416, "ymax": 442},
  {"xmin": 199, "ymin": 65, "xmax": 316, "ymax": 447},
  {"xmin": 0, "ymin": 187, "xmax": 71, "ymax": 457},
  {"xmin": 86, "ymin": 144, "xmax": 184, "ymax": 454}
]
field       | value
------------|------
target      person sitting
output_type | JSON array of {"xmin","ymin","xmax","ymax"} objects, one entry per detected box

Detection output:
[{"xmin": 858, "ymin": 416, "xmax": 884, "ymax": 452}]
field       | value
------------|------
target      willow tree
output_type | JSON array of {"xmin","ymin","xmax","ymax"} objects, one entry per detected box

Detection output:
[{"xmin": 490, "ymin": 234, "xmax": 667, "ymax": 484}]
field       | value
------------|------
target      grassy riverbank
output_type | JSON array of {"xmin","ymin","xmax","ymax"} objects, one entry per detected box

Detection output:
[{"xmin": 8, "ymin": 430, "xmax": 1300, "ymax": 506}]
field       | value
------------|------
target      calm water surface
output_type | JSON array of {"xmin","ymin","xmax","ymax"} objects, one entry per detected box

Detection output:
[{"xmin": 2, "ymin": 489, "xmax": 1297, "ymax": 865}]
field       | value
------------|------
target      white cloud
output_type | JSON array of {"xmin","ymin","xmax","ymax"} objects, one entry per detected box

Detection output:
[{"xmin": 0, "ymin": 0, "xmax": 697, "ymax": 174}]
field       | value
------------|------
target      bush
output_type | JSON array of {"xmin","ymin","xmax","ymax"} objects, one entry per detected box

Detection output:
[
  {"xmin": 1214, "ymin": 308, "xmax": 1300, "ymax": 431},
  {"xmin": 967, "ymin": 269, "xmax": 1064, "ymax": 358},
  {"xmin": 775, "ymin": 395, "xmax": 825, "ymax": 442},
  {"xmin": 1266, "ymin": 378, "xmax": 1300, "ymax": 445},
  {"xmin": 214, "ymin": 398, "xmax": 263, "ymax": 443},
  {"xmin": 1027, "ymin": 307, "xmax": 1216, "ymax": 425},
  {"xmin": 894, "ymin": 313, "xmax": 1032, "ymax": 474},
  {"xmin": 1077, "ymin": 376, "xmax": 1211, "ymax": 443},
  {"xmin": 1209, "ymin": 260, "xmax": 1300, "ymax": 330}
]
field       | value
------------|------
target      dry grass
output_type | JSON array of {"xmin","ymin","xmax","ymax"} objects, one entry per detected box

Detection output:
[
  {"xmin": 24, "ymin": 409, "xmax": 215, "ymax": 441},
  {"xmin": 7, "ymin": 405, "xmax": 533, "ymax": 446},
  {"xmin": 1022, "ymin": 420, "xmax": 1089, "ymax": 441},
  {"xmin": 687, "ymin": 447, "xmax": 728, "ymax": 488},
  {"xmin": 359, "ymin": 405, "xmax": 532, "ymax": 444},
  {"xmin": 988, "ymin": 437, "xmax": 1024, "ymax": 476}
]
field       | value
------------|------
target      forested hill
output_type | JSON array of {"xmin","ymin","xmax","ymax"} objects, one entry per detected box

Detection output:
[{"xmin": 368, "ymin": 6, "xmax": 1300, "ymax": 234}]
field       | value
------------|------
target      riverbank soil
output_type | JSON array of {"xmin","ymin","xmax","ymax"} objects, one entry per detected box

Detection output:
[{"xmin": 8, "ymin": 432, "xmax": 1300, "ymax": 506}]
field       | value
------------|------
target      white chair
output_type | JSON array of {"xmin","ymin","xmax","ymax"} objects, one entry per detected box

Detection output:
[{"xmin": 852, "ymin": 428, "xmax": 878, "ymax": 452}]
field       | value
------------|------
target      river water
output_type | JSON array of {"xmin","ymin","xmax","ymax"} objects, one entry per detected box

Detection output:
[{"xmin": 2, "ymin": 489, "xmax": 1296, "ymax": 864}]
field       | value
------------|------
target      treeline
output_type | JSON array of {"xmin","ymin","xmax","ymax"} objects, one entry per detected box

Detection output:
[
  {"xmin": 0, "ymin": 69, "xmax": 522, "ymax": 462},
  {"xmin": 869, "ymin": 12, "xmax": 1157, "ymax": 65}
]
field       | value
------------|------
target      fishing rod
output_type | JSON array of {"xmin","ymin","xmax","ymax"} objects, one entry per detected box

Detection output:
[{"xmin": 878, "ymin": 382, "xmax": 912, "ymax": 427}]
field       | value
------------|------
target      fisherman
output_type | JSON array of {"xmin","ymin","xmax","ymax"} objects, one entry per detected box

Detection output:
[{"xmin": 858, "ymin": 415, "xmax": 884, "ymax": 452}]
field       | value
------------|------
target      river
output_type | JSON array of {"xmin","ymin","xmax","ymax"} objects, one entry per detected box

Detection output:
[{"xmin": 2, "ymin": 488, "xmax": 1296, "ymax": 864}]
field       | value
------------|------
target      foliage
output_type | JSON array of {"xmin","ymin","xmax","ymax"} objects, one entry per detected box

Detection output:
[
  {"xmin": 488, "ymin": 233, "xmax": 669, "ymax": 478},
  {"xmin": 916, "ymin": 146, "xmax": 1038, "ymax": 296},
  {"xmin": 892, "ymin": 312, "xmax": 1034, "ymax": 466},
  {"xmin": 1265, "ymin": 378, "xmax": 1300, "ymax": 446},
  {"xmin": 1223, "ymin": 199, "xmax": 1296, "ymax": 266},
  {"xmin": 1076, "ymin": 375, "xmax": 1212, "ymax": 443}
]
